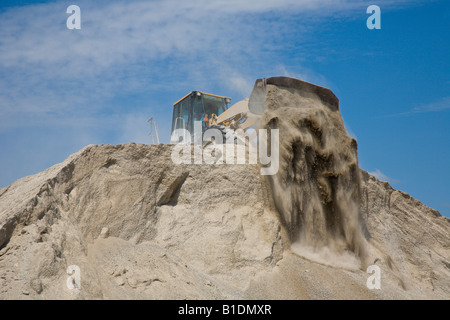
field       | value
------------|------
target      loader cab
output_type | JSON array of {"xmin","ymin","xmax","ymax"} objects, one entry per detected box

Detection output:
[{"xmin": 170, "ymin": 91, "xmax": 231, "ymax": 143}]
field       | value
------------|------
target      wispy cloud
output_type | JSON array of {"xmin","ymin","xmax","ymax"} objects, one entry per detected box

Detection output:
[
  {"xmin": 0, "ymin": 0, "xmax": 429, "ymax": 127},
  {"xmin": 120, "ymin": 113, "xmax": 154, "ymax": 144},
  {"xmin": 368, "ymin": 169, "xmax": 398, "ymax": 184},
  {"xmin": 0, "ymin": 0, "xmax": 359, "ymax": 132},
  {"xmin": 409, "ymin": 97, "xmax": 450, "ymax": 113},
  {"xmin": 379, "ymin": 97, "xmax": 450, "ymax": 118}
]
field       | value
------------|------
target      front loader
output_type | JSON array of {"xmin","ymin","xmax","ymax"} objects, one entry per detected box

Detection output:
[{"xmin": 169, "ymin": 77, "xmax": 339, "ymax": 144}]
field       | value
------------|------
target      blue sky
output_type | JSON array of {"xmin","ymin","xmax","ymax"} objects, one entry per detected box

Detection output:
[{"xmin": 0, "ymin": 0, "xmax": 449, "ymax": 217}]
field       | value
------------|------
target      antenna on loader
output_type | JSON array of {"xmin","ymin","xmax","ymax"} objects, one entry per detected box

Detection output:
[{"xmin": 148, "ymin": 117, "xmax": 160, "ymax": 144}]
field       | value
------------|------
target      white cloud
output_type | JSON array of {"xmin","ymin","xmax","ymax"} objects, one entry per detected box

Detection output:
[
  {"xmin": 380, "ymin": 97, "xmax": 450, "ymax": 118},
  {"xmin": 120, "ymin": 113, "xmax": 154, "ymax": 145},
  {"xmin": 411, "ymin": 97, "xmax": 450, "ymax": 113},
  {"xmin": 368, "ymin": 169, "xmax": 398, "ymax": 184},
  {"xmin": 225, "ymin": 73, "xmax": 254, "ymax": 98},
  {"xmin": 0, "ymin": 0, "xmax": 427, "ymax": 123}
]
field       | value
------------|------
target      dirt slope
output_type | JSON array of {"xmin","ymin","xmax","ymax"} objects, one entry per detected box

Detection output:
[
  {"xmin": 0, "ymin": 77, "xmax": 448, "ymax": 300},
  {"xmin": 1, "ymin": 143, "xmax": 448, "ymax": 299}
]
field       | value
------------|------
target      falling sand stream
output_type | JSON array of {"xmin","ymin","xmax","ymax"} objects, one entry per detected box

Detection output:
[{"xmin": 259, "ymin": 78, "xmax": 368, "ymax": 269}]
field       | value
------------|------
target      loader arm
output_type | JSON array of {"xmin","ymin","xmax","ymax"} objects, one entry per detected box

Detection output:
[
  {"xmin": 214, "ymin": 78, "xmax": 268, "ymax": 131},
  {"xmin": 216, "ymin": 98, "xmax": 249, "ymax": 126},
  {"xmin": 215, "ymin": 97, "xmax": 261, "ymax": 131}
]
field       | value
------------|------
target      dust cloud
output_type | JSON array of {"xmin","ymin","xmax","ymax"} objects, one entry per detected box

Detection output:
[{"xmin": 260, "ymin": 78, "xmax": 368, "ymax": 268}]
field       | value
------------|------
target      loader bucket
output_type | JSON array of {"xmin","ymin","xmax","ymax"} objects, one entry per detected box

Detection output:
[{"xmin": 248, "ymin": 77, "xmax": 339, "ymax": 115}]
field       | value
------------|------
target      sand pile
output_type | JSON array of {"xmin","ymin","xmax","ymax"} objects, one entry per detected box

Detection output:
[{"xmin": 0, "ymin": 77, "xmax": 448, "ymax": 299}]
